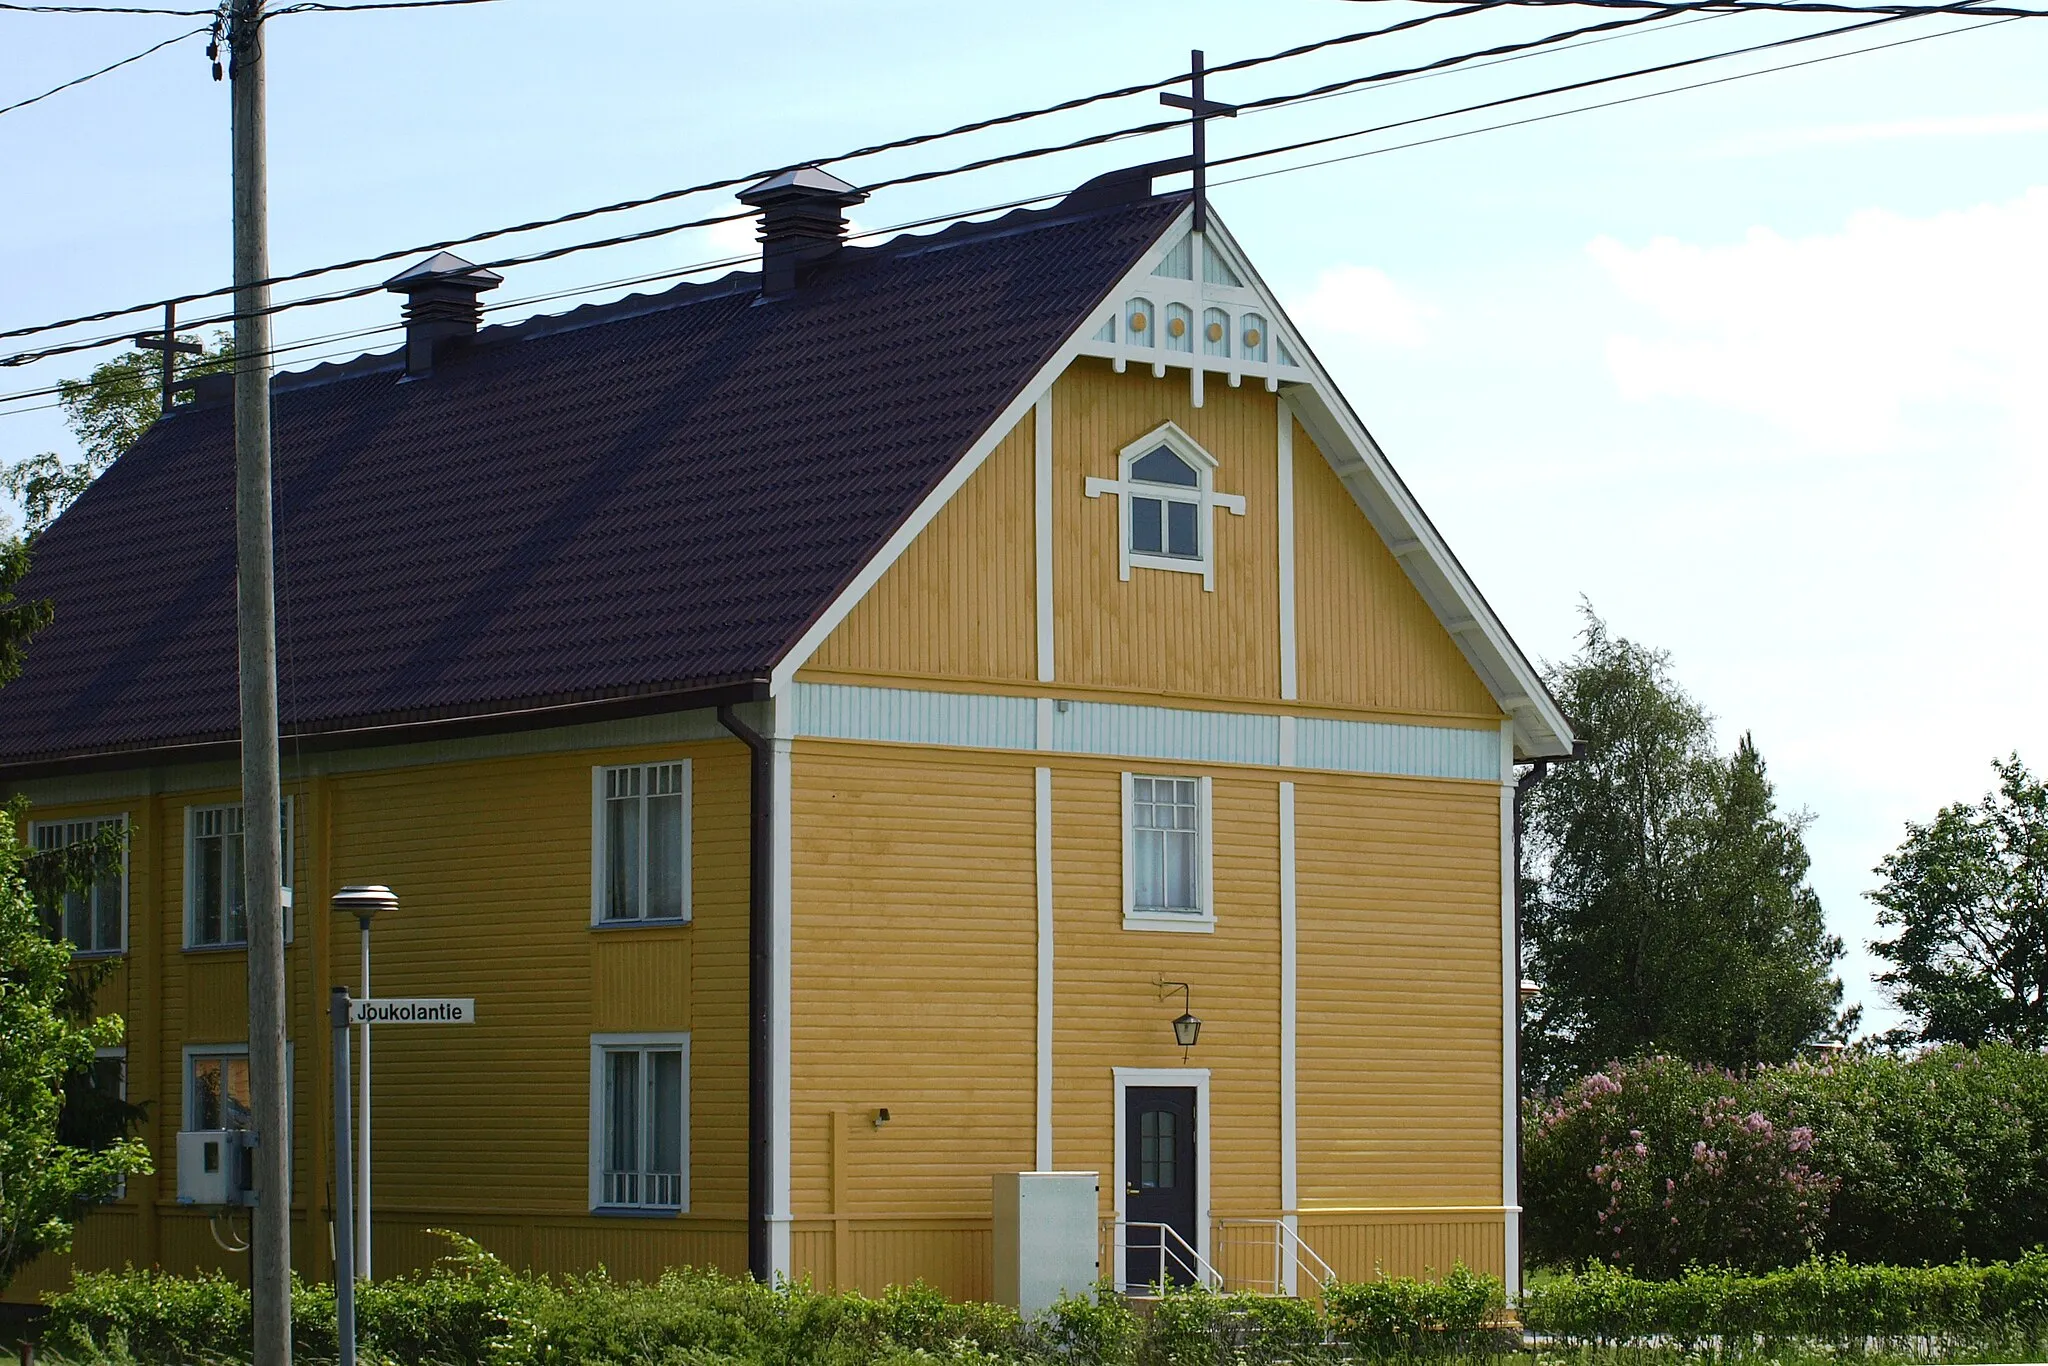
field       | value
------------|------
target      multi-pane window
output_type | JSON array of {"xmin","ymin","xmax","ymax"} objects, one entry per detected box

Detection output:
[
  {"xmin": 1130, "ymin": 776, "xmax": 1203, "ymax": 916},
  {"xmin": 1139, "ymin": 1109, "xmax": 1178, "ymax": 1189},
  {"xmin": 1128, "ymin": 446, "xmax": 1201, "ymax": 560},
  {"xmin": 1084, "ymin": 423, "xmax": 1245, "ymax": 591},
  {"xmin": 187, "ymin": 802, "xmax": 293, "ymax": 948},
  {"xmin": 188, "ymin": 1051, "xmax": 253, "ymax": 1131},
  {"xmin": 31, "ymin": 816, "xmax": 126, "ymax": 954},
  {"xmin": 592, "ymin": 1036, "xmax": 688, "ymax": 1212},
  {"xmin": 595, "ymin": 762, "xmax": 689, "ymax": 923}
]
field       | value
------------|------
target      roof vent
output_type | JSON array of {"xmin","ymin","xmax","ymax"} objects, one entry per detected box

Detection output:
[
  {"xmin": 736, "ymin": 167, "xmax": 867, "ymax": 299},
  {"xmin": 383, "ymin": 252, "xmax": 503, "ymax": 377}
]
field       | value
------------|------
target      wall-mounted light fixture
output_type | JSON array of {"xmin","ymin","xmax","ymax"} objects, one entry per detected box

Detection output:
[
  {"xmin": 873, "ymin": 1106, "xmax": 892, "ymax": 1130},
  {"xmin": 1157, "ymin": 978, "xmax": 1201, "ymax": 1060}
]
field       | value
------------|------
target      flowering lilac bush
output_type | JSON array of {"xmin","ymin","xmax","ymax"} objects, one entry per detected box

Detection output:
[
  {"xmin": 1526, "ymin": 1056, "xmax": 1835, "ymax": 1275},
  {"xmin": 1527, "ymin": 1046, "xmax": 2048, "ymax": 1271}
]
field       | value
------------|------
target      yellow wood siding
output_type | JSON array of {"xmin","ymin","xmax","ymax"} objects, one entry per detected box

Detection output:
[
  {"xmin": 787, "ymin": 743, "xmax": 1039, "ymax": 1298},
  {"xmin": 1047, "ymin": 760, "xmax": 1283, "ymax": 1217},
  {"xmin": 1295, "ymin": 776, "xmax": 1505, "ymax": 1207},
  {"xmin": 324, "ymin": 745, "xmax": 748, "ymax": 1233},
  {"xmin": 1293, "ymin": 422, "xmax": 1500, "ymax": 719},
  {"xmin": 7, "ymin": 739, "xmax": 753, "ymax": 1297},
  {"xmin": 800, "ymin": 358, "xmax": 1499, "ymax": 732},
  {"xmin": 1053, "ymin": 359, "xmax": 1281, "ymax": 705},
  {"xmin": 804, "ymin": 416, "xmax": 1037, "ymax": 688}
]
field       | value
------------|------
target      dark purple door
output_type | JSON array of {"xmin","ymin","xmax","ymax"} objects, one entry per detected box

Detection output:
[{"xmin": 1124, "ymin": 1086, "xmax": 1198, "ymax": 1287}]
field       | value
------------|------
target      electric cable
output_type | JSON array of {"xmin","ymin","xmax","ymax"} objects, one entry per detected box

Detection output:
[
  {"xmin": 1215, "ymin": 14, "xmax": 2013, "ymax": 184},
  {"xmin": 0, "ymin": 24, "xmax": 204, "ymax": 117},
  {"xmin": 1347, "ymin": 0, "xmax": 2048, "ymax": 15},
  {"xmin": 0, "ymin": 0, "xmax": 2022, "ymax": 365},
  {"xmin": 0, "ymin": 188, "xmax": 1077, "ymax": 411},
  {"xmin": 1207, "ymin": 2, "xmax": 1933, "ymax": 177},
  {"xmin": 0, "ymin": 1, "xmax": 1519, "ymax": 345}
]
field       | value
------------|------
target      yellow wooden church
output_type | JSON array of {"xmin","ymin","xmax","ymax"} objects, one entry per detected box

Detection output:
[{"xmin": 0, "ymin": 161, "xmax": 1575, "ymax": 1303}]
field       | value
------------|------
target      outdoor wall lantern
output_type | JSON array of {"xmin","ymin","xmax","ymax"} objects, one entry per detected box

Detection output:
[{"xmin": 1158, "ymin": 978, "xmax": 1202, "ymax": 1059}]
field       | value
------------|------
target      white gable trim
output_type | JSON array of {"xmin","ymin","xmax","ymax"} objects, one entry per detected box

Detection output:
[
  {"xmin": 769, "ymin": 200, "xmax": 1574, "ymax": 759},
  {"xmin": 1195, "ymin": 213, "xmax": 1574, "ymax": 760}
]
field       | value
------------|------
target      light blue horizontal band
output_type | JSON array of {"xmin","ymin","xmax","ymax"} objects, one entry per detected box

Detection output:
[{"xmin": 792, "ymin": 683, "xmax": 1499, "ymax": 783}]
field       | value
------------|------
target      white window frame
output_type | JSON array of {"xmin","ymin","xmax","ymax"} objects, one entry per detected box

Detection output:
[
  {"xmin": 1085, "ymin": 422, "xmax": 1247, "ymax": 591},
  {"xmin": 180, "ymin": 1043, "xmax": 292, "ymax": 1202},
  {"xmin": 590, "ymin": 760, "xmax": 693, "ymax": 926},
  {"xmin": 183, "ymin": 798, "xmax": 295, "ymax": 951},
  {"xmin": 28, "ymin": 813, "xmax": 129, "ymax": 957},
  {"xmin": 588, "ymin": 1032, "xmax": 691, "ymax": 1214},
  {"xmin": 1121, "ymin": 772, "xmax": 1215, "ymax": 934}
]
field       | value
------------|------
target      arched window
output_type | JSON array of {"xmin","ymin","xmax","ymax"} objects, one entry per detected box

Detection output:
[{"xmin": 1084, "ymin": 422, "xmax": 1248, "ymax": 591}]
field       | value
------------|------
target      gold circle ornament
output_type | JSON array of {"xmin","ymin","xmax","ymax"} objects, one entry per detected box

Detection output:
[
  {"xmin": 1244, "ymin": 326, "xmax": 1262, "ymax": 347},
  {"xmin": 1167, "ymin": 316, "xmax": 1187, "ymax": 338},
  {"xmin": 1206, "ymin": 322, "xmax": 1224, "ymax": 342},
  {"xmin": 1131, "ymin": 312, "xmax": 1148, "ymax": 332}
]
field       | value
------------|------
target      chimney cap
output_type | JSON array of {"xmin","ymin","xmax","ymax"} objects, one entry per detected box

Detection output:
[
  {"xmin": 737, "ymin": 166, "xmax": 866, "ymax": 209},
  {"xmin": 383, "ymin": 251, "xmax": 504, "ymax": 294}
]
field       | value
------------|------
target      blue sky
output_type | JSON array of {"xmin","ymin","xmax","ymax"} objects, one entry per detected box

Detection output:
[{"xmin": 6, "ymin": 0, "xmax": 2046, "ymax": 1032}]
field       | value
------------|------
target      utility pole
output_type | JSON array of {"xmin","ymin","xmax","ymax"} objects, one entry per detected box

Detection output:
[{"xmin": 229, "ymin": 3, "xmax": 291, "ymax": 1364}]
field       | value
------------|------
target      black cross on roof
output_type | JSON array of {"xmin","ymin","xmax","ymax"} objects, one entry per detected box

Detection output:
[
  {"xmin": 1160, "ymin": 49, "xmax": 1238, "ymax": 234},
  {"xmin": 133, "ymin": 303, "xmax": 204, "ymax": 415}
]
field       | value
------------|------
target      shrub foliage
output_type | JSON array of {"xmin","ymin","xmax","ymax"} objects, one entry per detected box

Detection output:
[
  {"xmin": 36, "ymin": 1236, "xmax": 1510, "ymax": 1366},
  {"xmin": 1525, "ymin": 1046, "xmax": 2048, "ymax": 1272}
]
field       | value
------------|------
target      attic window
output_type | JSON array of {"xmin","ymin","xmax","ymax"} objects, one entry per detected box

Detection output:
[
  {"xmin": 1085, "ymin": 422, "xmax": 1247, "ymax": 591},
  {"xmin": 1129, "ymin": 448, "xmax": 1200, "ymax": 559}
]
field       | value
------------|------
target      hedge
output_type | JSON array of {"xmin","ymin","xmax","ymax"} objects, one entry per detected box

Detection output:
[
  {"xmin": 34, "ymin": 1235, "xmax": 1509, "ymax": 1366},
  {"xmin": 45, "ymin": 1243, "xmax": 2048, "ymax": 1365},
  {"xmin": 1522, "ymin": 1252, "xmax": 2048, "ymax": 1351}
]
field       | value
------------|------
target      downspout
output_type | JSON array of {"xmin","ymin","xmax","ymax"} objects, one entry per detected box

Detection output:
[
  {"xmin": 717, "ymin": 703, "xmax": 773, "ymax": 1283},
  {"xmin": 1511, "ymin": 738, "xmax": 1585, "ymax": 1278}
]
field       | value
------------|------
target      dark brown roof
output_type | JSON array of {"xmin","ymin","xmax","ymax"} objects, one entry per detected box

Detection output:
[{"xmin": 0, "ymin": 192, "xmax": 1185, "ymax": 772}]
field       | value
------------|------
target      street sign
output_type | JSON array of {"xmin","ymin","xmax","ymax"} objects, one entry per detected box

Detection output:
[{"xmin": 348, "ymin": 997, "xmax": 475, "ymax": 1025}]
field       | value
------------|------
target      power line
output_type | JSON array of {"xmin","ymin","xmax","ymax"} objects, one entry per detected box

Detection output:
[
  {"xmin": 0, "ymin": 1, "xmax": 1728, "ymax": 353},
  {"xmin": 0, "ymin": 0, "xmax": 2014, "ymax": 366},
  {"xmin": 0, "ymin": 2, "xmax": 1509, "ymax": 345},
  {"xmin": 0, "ymin": 190, "xmax": 1070, "ymax": 410},
  {"xmin": 1350, "ymin": 0, "xmax": 2048, "ymax": 14},
  {"xmin": 0, "ymin": 9, "xmax": 2018, "ymax": 415},
  {"xmin": 1207, "ymin": 2, "xmax": 1925, "ymax": 176},
  {"xmin": 0, "ymin": 23, "xmax": 203, "ymax": 116},
  {"xmin": 1216, "ymin": 14, "xmax": 2012, "ymax": 184}
]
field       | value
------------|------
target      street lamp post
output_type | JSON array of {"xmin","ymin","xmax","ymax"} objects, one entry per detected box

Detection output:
[{"xmin": 331, "ymin": 885, "xmax": 396, "ymax": 1281}]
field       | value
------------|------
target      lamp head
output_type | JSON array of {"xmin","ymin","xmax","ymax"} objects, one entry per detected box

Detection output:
[
  {"xmin": 331, "ymin": 884, "xmax": 398, "ymax": 922},
  {"xmin": 1172, "ymin": 1012, "xmax": 1202, "ymax": 1049}
]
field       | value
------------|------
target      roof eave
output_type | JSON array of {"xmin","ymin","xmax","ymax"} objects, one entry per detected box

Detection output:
[{"xmin": 0, "ymin": 675, "xmax": 771, "ymax": 783}]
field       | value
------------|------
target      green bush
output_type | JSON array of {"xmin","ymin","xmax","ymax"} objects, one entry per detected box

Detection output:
[
  {"xmin": 1323, "ymin": 1264, "xmax": 1506, "ymax": 1358},
  {"xmin": 1526, "ymin": 1045, "xmax": 2048, "ymax": 1272},
  {"xmin": 1522, "ymin": 1252, "xmax": 2048, "ymax": 1353},
  {"xmin": 34, "ymin": 1241, "xmax": 1512, "ymax": 1366}
]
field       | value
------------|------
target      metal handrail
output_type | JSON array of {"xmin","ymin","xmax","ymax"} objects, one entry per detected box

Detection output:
[
  {"xmin": 1103, "ymin": 1217, "xmax": 1225, "ymax": 1292},
  {"xmin": 1213, "ymin": 1217, "xmax": 1338, "ymax": 1294}
]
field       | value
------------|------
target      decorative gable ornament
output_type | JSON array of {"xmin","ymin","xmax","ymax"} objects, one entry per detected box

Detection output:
[
  {"xmin": 1085, "ymin": 421, "xmax": 1246, "ymax": 591},
  {"xmin": 1080, "ymin": 226, "xmax": 1300, "ymax": 408}
]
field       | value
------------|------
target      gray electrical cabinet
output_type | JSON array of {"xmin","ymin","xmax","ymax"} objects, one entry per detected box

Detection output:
[
  {"xmin": 176, "ymin": 1129, "xmax": 257, "ymax": 1206},
  {"xmin": 992, "ymin": 1172, "xmax": 1100, "ymax": 1314}
]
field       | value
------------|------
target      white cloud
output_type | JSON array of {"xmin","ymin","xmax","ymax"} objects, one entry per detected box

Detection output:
[
  {"xmin": 1710, "ymin": 110, "xmax": 2048, "ymax": 157},
  {"xmin": 1590, "ymin": 187, "xmax": 2048, "ymax": 453},
  {"xmin": 1286, "ymin": 264, "xmax": 1437, "ymax": 349}
]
